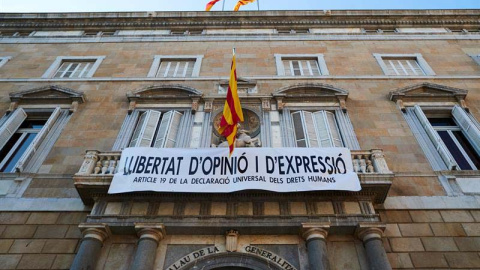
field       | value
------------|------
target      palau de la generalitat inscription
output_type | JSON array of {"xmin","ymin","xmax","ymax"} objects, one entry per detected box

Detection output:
[{"xmin": 166, "ymin": 245, "xmax": 297, "ymax": 270}]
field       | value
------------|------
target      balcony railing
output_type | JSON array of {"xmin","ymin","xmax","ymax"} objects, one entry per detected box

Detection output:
[{"xmin": 75, "ymin": 149, "xmax": 392, "ymax": 176}]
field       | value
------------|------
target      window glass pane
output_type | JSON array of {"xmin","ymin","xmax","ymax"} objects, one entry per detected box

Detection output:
[
  {"xmin": 157, "ymin": 62, "xmax": 169, "ymax": 77},
  {"xmin": 309, "ymin": 60, "xmax": 321, "ymax": 75},
  {"xmin": 452, "ymin": 131, "xmax": 480, "ymax": 169},
  {"xmin": 428, "ymin": 118, "xmax": 457, "ymax": 127},
  {"xmin": 19, "ymin": 120, "xmax": 47, "ymax": 129},
  {"xmin": 63, "ymin": 63, "xmax": 79, "ymax": 78},
  {"xmin": 1, "ymin": 133, "xmax": 37, "ymax": 172},
  {"xmin": 438, "ymin": 131, "xmax": 473, "ymax": 170},
  {"xmin": 282, "ymin": 60, "xmax": 292, "ymax": 76},
  {"xmin": 291, "ymin": 61, "xmax": 301, "ymax": 76},
  {"xmin": 53, "ymin": 63, "xmax": 69, "ymax": 78}
]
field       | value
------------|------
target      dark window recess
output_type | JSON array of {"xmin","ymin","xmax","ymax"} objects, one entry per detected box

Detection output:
[{"xmin": 428, "ymin": 118, "xmax": 456, "ymax": 126}]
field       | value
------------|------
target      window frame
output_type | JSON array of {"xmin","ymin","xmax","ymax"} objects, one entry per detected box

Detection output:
[
  {"xmin": 373, "ymin": 53, "xmax": 436, "ymax": 76},
  {"xmin": 274, "ymin": 54, "xmax": 329, "ymax": 76},
  {"xmin": 114, "ymin": 108, "xmax": 194, "ymax": 150},
  {"xmin": 147, "ymin": 55, "xmax": 203, "ymax": 78},
  {"xmin": 0, "ymin": 57, "xmax": 12, "ymax": 69},
  {"xmin": 469, "ymin": 54, "xmax": 480, "ymax": 66},
  {"xmin": 291, "ymin": 109, "xmax": 344, "ymax": 148},
  {"xmin": 0, "ymin": 107, "xmax": 70, "ymax": 173},
  {"xmin": 404, "ymin": 105, "xmax": 480, "ymax": 171},
  {"xmin": 42, "ymin": 56, "xmax": 106, "ymax": 79}
]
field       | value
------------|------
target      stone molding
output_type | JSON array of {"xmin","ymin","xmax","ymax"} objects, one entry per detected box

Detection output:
[
  {"xmin": 355, "ymin": 223, "xmax": 386, "ymax": 243},
  {"xmin": 389, "ymin": 82, "xmax": 469, "ymax": 111},
  {"xmin": 301, "ymin": 223, "xmax": 330, "ymax": 241},
  {"xmin": 135, "ymin": 223, "xmax": 166, "ymax": 243},
  {"xmin": 0, "ymin": 10, "xmax": 478, "ymax": 30},
  {"xmin": 78, "ymin": 223, "xmax": 111, "ymax": 243},
  {"xmin": 8, "ymin": 85, "xmax": 85, "ymax": 112},
  {"xmin": 273, "ymin": 83, "xmax": 349, "ymax": 111}
]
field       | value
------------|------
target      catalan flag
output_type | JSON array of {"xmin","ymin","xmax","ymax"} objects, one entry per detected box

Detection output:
[
  {"xmin": 206, "ymin": 0, "xmax": 221, "ymax": 11},
  {"xmin": 218, "ymin": 49, "xmax": 244, "ymax": 155},
  {"xmin": 234, "ymin": 0, "xmax": 256, "ymax": 11}
]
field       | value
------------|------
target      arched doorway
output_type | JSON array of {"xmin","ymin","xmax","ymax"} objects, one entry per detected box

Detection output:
[{"xmin": 186, "ymin": 253, "xmax": 285, "ymax": 270}]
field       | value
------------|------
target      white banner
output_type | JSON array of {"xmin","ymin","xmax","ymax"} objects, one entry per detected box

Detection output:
[{"xmin": 108, "ymin": 147, "xmax": 361, "ymax": 194}]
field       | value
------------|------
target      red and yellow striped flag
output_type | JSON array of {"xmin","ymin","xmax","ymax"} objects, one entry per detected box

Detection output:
[
  {"xmin": 218, "ymin": 49, "xmax": 244, "ymax": 155},
  {"xmin": 234, "ymin": 0, "xmax": 256, "ymax": 11},
  {"xmin": 206, "ymin": 0, "xmax": 221, "ymax": 11}
]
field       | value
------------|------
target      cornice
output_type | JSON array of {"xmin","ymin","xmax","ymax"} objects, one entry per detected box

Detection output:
[{"xmin": 0, "ymin": 10, "xmax": 478, "ymax": 30}]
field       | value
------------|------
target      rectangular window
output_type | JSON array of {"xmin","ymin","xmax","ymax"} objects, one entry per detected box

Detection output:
[
  {"xmin": 0, "ymin": 107, "xmax": 64, "ymax": 172},
  {"xmin": 282, "ymin": 59, "xmax": 321, "ymax": 76},
  {"xmin": 128, "ymin": 110, "xmax": 184, "ymax": 148},
  {"xmin": 274, "ymin": 54, "xmax": 329, "ymax": 76},
  {"xmin": 406, "ymin": 105, "xmax": 480, "ymax": 170},
  {"xmin": 156, "ymin": 60, "xmax": 195, "ymax": 78},
  {"xmin": 43, "ymin": 56, "xmax": 105, "ymax": 79},
  {"xmin": 373, "ymin": 53, "xmax": 435, "ymax": 76},
  {"xmin": 291, "ymin": 110, "xmax": 343, "ymax": 148},
  {"xmin": 148, "ymin": 55, "xmax": 203, "ymax": 78},
  {"xmin": 53, "ymin": 61, "xmax": 95, "ymax": 78},
  {"xmin": 383, "ymin": 58, "xmax": 425, "ymax": 76}
]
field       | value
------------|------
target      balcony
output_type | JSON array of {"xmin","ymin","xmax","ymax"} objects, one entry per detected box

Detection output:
[{"xmin": 73, "ymin": 149, "xmax": 393, "ymax": 205}]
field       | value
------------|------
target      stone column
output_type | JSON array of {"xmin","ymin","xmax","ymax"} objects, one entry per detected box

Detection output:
[
  {"xmin": 356, "ymin": 224, "xmax": 392, "ymax": 270},
  {"xmin": 71, "ymin": 223, "xmax": 110, "ymax": 270},
  {"xmin": 301, "ymin": 223, "xmax": 330, "ymax": 270},
  {"xmin": 130, "ymin": 223, "xmax": 166, "ymax": 270}
]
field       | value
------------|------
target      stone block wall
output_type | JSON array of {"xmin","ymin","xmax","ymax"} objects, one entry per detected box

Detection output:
[
  {"xmin": 0, "ymin": 212, "xmax": 88, "ymax": 270},
  {"xmin": 380, "ymin": 210, "xmax": 480, "ymax": 269}
]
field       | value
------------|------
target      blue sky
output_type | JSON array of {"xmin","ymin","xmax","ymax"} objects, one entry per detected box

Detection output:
[{"xmin": 1, "ymin": 0, "xmax": 479, "ymax": 12}]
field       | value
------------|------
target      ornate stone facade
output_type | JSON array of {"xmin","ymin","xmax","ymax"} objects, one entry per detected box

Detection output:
[{"xmin": 0, "ymin": 9, "xmax": 479, "ymax": 270}]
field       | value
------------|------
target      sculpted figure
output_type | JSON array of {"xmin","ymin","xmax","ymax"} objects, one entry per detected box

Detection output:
[{"xmin": 212, "ymin": 129, "xmax": 261, "ymax": 148}]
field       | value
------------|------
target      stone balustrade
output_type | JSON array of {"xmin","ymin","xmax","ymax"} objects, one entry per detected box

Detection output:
[
  {"xmin": 75, "ymin": 149, "xmax": 390, "ymax": 176},
  {"xmin": 76, "ymin": 150, "xmax": 121, "ymax": 176}
]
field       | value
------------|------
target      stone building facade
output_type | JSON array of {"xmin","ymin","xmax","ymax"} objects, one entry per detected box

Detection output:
[{"xmin": 0, "ymin": 9, "xmax": 479, "ymax": 270}]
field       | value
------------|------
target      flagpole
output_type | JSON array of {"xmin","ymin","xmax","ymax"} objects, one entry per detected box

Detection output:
[
  {"xmin": 222, "ymin": 0, "xmax": 225, "ymax": 11},
  {"xmin": 257, "ymin": 0, "xmax": 260, "ymax": 11}
]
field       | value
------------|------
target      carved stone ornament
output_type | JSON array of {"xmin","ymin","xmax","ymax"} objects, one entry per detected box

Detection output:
[
  {"xmin": 389, "ymin": 82, "xmax": 469, "ymax": 111},
  {"xmin": 261, "ymin": 98, "xmax": 271, "ymax": 111},
  {"xmin": 273, "ymin": 83, "xmax": 349, "ymax": 110},
  {"xmin": 226, "ymin": 230, "xmax": 239, "ymax": 252},
  {"xmin": 8, "ymin": 85, "xmax": 85, "ymax": 111},
  {"xmin": 204, "ymin": 99, "xmax": 214, "ymax": 113}
]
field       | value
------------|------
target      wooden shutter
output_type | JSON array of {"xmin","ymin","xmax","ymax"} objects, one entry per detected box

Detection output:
[
  {"xmin": 326, "ymin": 111, "xmax": 343, "ymax": 147},
  {"xmin": 303, "ymin": 111, "xmax": 318, "ymax": 147},
  {"xmin": 404, "ymin": 107, "xmax": 446, "ymax": 170},
  {"xmin": 335, "ymin": 109, "xmax": 360, "ymax": 150},
  {"xmin": 312, "ymin": 111, "xmax": 343, "ymax": 147},
  {"xmin": 0, "ymin": 108, "xmax": 27, "ymax": 150},
  {"xmin": 291, "ymin": 111, "xmax": 307, "ymax": 147},
  {"xmin": 128, "ymin": 110, "xmax": 161, "ymax": 147},
  {"xmin": 112, "ymin": 110, "xmax": 140, "ymax": 151},
  {"xmin": 153, "ymin": 111, "xmax": 183, "ymax": 148},
  {"xmin": 15, "ymin": 107, "xmax": 61, "ymax": 172},
  {"xmin": 413, "ymin": 105, "xmax": 457, "ymax": 170},
  {"xmin": 452, "ymin": 105, "xmax": 480, "ymax": 152},
  {"xmin": 292, "ymin": 111, "xmax": 318, "ymax": 147},
  {"xmin": 313, "ymin": 111, "xmax": 332, "ymax": 147}
]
